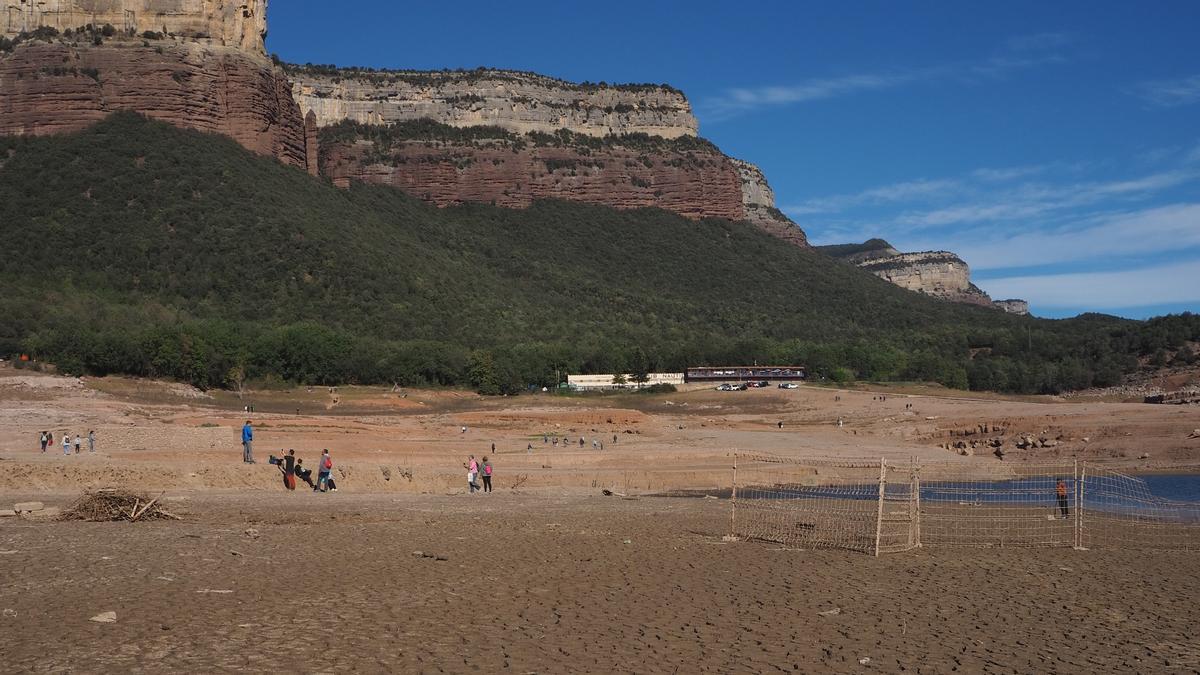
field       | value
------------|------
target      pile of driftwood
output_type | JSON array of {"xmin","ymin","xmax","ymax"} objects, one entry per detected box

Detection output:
[{"xmin": 60, "ymin": 489, "xmax": 181, "ymax": 522}]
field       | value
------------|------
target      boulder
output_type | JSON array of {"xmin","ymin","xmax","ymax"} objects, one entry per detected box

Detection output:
[{"xmin": 13, "ymin": 502, "xmax": 44, "ymax": 513}]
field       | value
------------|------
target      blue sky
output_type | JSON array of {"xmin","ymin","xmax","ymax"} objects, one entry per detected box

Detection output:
[{"xmin": 268, "ymin": 1, "xmax": 1200, "ymax": 319}]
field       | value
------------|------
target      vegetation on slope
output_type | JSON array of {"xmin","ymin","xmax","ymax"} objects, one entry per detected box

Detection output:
[
  {"xmin": 1, "ymin": 114, "xmax": 1197, "ymax": 394},
  {"xmin": 814, "ymin": 238, "xmax": 896, "ymax": 259}
]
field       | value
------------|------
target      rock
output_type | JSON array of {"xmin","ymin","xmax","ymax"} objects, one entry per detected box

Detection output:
[
  {"xmin": 0, "ymin": 510, "xmax": 17, "ymax": 518},
  {"xmin": 958, "ymin": 447, "xmax": 973, "ymax": 457},
  {"xmin": 1041, "ymin": 440, "xmax": 1059, "ymax": 448},
  {"xmin": 858, "ymin": 657, "xmax": 871, "ymax": 665},
  {"xmin": 0, "ymin": 40, "xmax": 310, "ymax": 172},
  {"xmin": 13, "ymin": 502, "xmax": 43, "ymax": 513},
  {"xmin": 818, "ymin": 608, "xmax": 842, "ymax": 616},
  {"xmin": 2, "ymin": 1, "xmax": 269, "ymax": 55},
  {"xmin": 1189, "ymin": 430, "xmax": 1200, "ymax": 439},
  {"xmin": 89, "ymin": 611, "xmax": 117, "ymax": 624},
  {"xmin": 824, "ymin": 244, "xmax": 996, "ymax": 307},
  {"xmin": 243, "ymin": 529, "xmax": 260, "ymax": 539},
  {"xmin": 1139, "ymin": 453, "xmax": 1151, "ymax": 460},
  {"xmin": 412, "ymin": 551, "xmax": 425, "ymax": 558}
]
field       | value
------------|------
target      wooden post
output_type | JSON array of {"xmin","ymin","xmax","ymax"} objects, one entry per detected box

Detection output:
[
  {"xmin": 874, "ymin": 458, "xmax": 887, "ymax": 557},
  {"xmin": 730, "ymin": 453, "xmax": 738, "ymax": 540},
  {"xmin": 1076, "ymin": 463, "xmax": 1087, "ymax": 550},
  {"xmin": 912, "ymin": 457, "xmax": 922, "ymax": 549}
]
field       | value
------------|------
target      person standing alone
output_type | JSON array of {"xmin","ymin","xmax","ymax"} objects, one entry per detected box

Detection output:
[
  {"xmin": 242, "ymin": 420, "xmax": 255, "ymax": 464},
  {"xmin": 1055, "ymin": 479, "xmax": 1070, "ymax": 519},
  {"xmin": 62, "ymin": 433, "xmax": 71, "ymax": 456},
  {"xmin": 481, "ymin": 457, "xmax": 493, "ymax": 493},
  {"xmin": 88, "ymin": 430, "xmax": 96, "ymax": 453},
  {"xmin": 40, "ymin": 431, "xmax": 48, "ymax": 453}
]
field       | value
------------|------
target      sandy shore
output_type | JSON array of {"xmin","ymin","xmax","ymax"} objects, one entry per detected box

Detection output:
[
  {"xmin": 2, "ymin": 492, "xmax": 1198, "ymax": 673},
  {"xmin": 3, "ymin": 371, "xmax": 1200, "ymax": 672}
]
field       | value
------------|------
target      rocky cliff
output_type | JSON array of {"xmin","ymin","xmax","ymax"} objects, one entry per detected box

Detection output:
[
  {"xmin": 290, "ymin": 67, "xmax": 697, "ymax": 139},
  {"xmin": 0, "ymin": 33, "xmax": 309, "ymax": 170},
  {"xmin": 318, "ymin": 121, "xmax": 747, "ymax": 221},
  {"xmin": 299, "ymin": 66, "xmax": 807, "ymax": 243},
  {"xmin": 994, "ymin": 299, "xmax": 1030, "ymax": 316},
  {"xmin": 817, "ymin": 239, "xmax": 1023, "ymax": 309},
  {"xmin": 2, "ymin": 0, "xmax": 267, "ymax": 54}
]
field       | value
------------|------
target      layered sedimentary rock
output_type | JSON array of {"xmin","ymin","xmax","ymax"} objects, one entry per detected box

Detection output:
[
  {"xmin": 0, "ymin": 38, "xmax": 308, "ymax": 169},
  {"xmin": 857, "ymin": 251, "xmax": 993, "ymax": 307},
  {"xmin": 994, "ymin": 299, "xmax": 1030, "ymax": 316},
  {"xmin": 300, "ymin": 67, "xmax": 809, "ymax": 242},
  {"xmin": 319, "ymin": 124, "xmax": 746, "ymax": 221},
  {"xmin": 733, "ymin": 159, "xmax": 808, "ymax": 247},
  {"xmin": 817, "ymin": 239, "xmax": 1022, "ymax": 309},
  {"xmin": 291, "ymin": 67, "xmax": 697, "ymax": 139},
  {"xmin": 2, "ymin": 0, "xmax": 267, "ymax": 54}
]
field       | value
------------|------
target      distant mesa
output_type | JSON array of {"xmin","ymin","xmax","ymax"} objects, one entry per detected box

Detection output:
[
  {"xmin": 817, "ymin": 239, "xmax": 1029, "ymax": 314},
  {"xmin": 291, "ymin": 64, "xmax": 808, "ymax": 245}
]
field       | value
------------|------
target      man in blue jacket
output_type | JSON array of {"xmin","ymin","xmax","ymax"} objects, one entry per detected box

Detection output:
[{"xmin": 242, "ymin": 420, "xmax": 255, "ymax": 464}]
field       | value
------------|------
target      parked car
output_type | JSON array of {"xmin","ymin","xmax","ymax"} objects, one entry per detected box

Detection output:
[
  {"xmin": 716, "ymin": 383, "xmax": 734, "ymax": 391},
  {"xmin": 778, "ymin": 382, "xmax": 799, "ymax": 389}
]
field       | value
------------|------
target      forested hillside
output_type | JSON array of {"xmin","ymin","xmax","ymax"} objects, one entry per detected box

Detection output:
[{"xmin": 1, "ymin": 114, "xmax": 1196, "ymax": 393}]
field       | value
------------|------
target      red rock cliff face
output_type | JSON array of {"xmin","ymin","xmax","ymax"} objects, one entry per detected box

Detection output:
[
  {"xmin": 321, "ymin": 140, "xmax": 748, "ymax": 222},
  {"xmin": 0, "ymin": 39, "xmax": 309, "ymax": 170}
]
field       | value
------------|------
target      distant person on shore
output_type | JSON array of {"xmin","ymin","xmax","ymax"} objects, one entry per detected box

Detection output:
[
  {"xmin": 317, "ymin": 449, "xmax": 336, "ymax": 492},
  {"xmin": 1056, "ymin": 479, "xmax": 1070, "ymax": 519},
  {"xmin": 74, "ymin": 434, "xmax": 81, "ymax": 454},
  {"xmin": 88, "ymin": 430, "xmax": 96, "ymax": 453},
  {"xmin": 40, "ymin": 431, "xmax": 48, "ymax": 453},
  {"xmin": 62, "ymin": 433, "xmax": 71, "ymax": 456},
  {"xmin": 280, "ymin": 449, "xmax": 297, "ymax": 491},
  {"xmin": 295, "ymin": 458, "xmax": 316, "ymax": 490},
  {"xmin": 465, "ymin": 455, "xmax": 480, "ymax": 493},
  {"xmin": 242, "ymin": 420, "xmax": 255, "ymax": 464},
  {"xmin": 481, "ymin": 457, "xmax": 493, "ymax": 493}
]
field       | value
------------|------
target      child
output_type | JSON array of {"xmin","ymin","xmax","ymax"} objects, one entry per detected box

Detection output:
[
  {"xmin": 62, "ymin": 433, "xmax": 71, "ymax": 456},
  {"xmin": 482, "ymin": 457, "xmax": 493, "ymax": 493},
  {"xmin": 40, "ymin": 431, "xmax": 48, "ymax": 453},
  {"xmin": 74, "ymin": 434, "xmax": 82, "ymax": 454}
]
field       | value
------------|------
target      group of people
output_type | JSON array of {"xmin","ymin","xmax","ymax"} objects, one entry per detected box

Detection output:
[
  {"xmin": 272, "ymin": 448, "xmax": 338, "ymax": 493},
  {"xmin": 464, "ymin": 455, "xmax": 493, "ymax": 493},
  {"xmin": 40, "ymin": 430, "xmax": 95, "ymax": 455}
]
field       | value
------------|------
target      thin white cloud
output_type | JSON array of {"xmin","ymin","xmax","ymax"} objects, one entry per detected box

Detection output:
[
  {"xmin": 785, "ymin": 178, "xmax": 960, "ymax": 215},
  {"xmin": 700, "ymin": 34, "xmax": 1072, "ymax": 121},
  {"xmin": 971, "ymin": 164, "xmax": 1048, "ymax": 182},
  {"xmin": 982, "ymin": 259, "xmax": 1200, "ymax": 310},
  {"xmin": 1133, "ymin": 74, "xmax": 1200, "ymax": 107},
  {"xmin": 895, "ymin": 169, "xmax": 1197, "ymax": 228},
  {"xmin": 1005, "ymin": 32, "xmax": 1075, "ymax": 52},
  {"xmin": 928, "ymin": 203, "xmax": 1200, "ymax": 271}
]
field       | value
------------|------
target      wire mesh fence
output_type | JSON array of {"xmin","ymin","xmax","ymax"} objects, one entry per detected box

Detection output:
[{"xmin": 730, "ymin": 455, "xmax": 1200, "ymax": 555}]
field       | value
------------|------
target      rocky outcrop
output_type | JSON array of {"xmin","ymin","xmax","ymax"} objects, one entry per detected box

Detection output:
[
  {"xmin": 0, "ymin": 38, "xmax": 309, "ymax": 169},
  {"xmin": 817, "ymin": 239, "xmax": 1026, "ymax": 309},
  {"xmin": 733, "ymin": 159, "xmax": 808, "ymax": 247},
  {"xmin": 319, "ymin": 123, "xmax": 746, "ymax": 221},
  {"xmin": 856, "ymin": 251, "xmax": 993, "ymax": 307},
  {"xmin": 291, "ymin": 67, "xmax": 697, "ymax": 139},
  {"xmin": 994, "ymin": 299, "xmax": 1030, "ymax": 316},
  {"xmin": 2, "ymin": 0, "xmax": 267, "ymax": 54},
  {"xmin": 301, "ymin": 66, "xmax": 810, "ymax": 243}
]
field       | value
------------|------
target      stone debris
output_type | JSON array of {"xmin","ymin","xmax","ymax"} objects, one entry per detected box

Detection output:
[
  {"xmin": 818, "ymin": 608, "xmax": 842, "ymax": 616},
  {"xmin": 13, "ymin": 502, "xmax": 44, "ymax": 513},
  {"xmin": 89, "ymin": 612, "xmax": 117, "ymax": 624},
  {"xmin": 0, "ymin": 510, "xmax": 17, "ymax": 518}
]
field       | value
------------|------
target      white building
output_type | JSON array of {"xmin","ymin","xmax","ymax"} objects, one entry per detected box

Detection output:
[{"xmin": 567, "ymin": 373, "xmax": 684, "ymax": 391}]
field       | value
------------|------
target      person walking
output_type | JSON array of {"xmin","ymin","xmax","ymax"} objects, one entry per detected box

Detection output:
[
  {"xmin": 74, "ymin": 434, "xmax": 82, "ymax": 454},
  {"xmin": 1056, "ymin": 479, "xmax": 1070, "ymax": 519},
  {"xmin": 62, "ymin": 433, "xmax": 71, "ymax": 456},
  {"xmin": 481, "ymin": 457, "xmax": 493, "ymax": 493},
  {"xmin": 40, "ymin": 431, "xmax": 48, "ymax": 453},
  {"xmin": 241, "ymin": 420, "xmax": 255, "ymax": 464},
  {"xmin": 464, "ymin": 455, "xmax": 480, "ymax": 494},
  {"xmin": 87, "ymin": 430, "xmax": 96, "ymax": 454}
]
